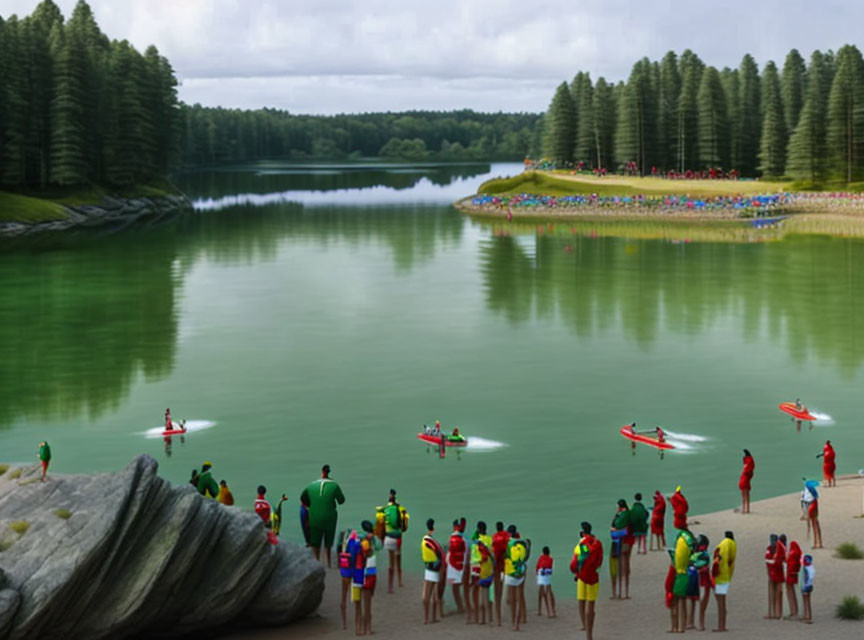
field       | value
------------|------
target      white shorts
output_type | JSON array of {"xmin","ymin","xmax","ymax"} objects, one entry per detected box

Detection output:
[
  {"xmin": 446, "ymin": 564, "xmax": 464, "ymax": 584},
  {"xmin": 424, "ymin": 569, "xmax": 440, "ymax": 583},
  {"xmin": 536, "ymin": 574, "xmax": 551, "ymax": 587},
  {"xmin": 383, "ymin": 536, "xmax": 399, "ymax": 552},
  {"xmin": 504, "ymin": 575, "xmax": 524, "ymax": 587},
  {"xmin": 714, "ymin": 582, "xmax": 730, "ymax": 595}
]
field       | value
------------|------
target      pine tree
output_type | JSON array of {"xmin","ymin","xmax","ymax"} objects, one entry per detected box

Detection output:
[
  {"xmin": 826, "ymin": 45, "xmax": 864, "ymax": 183},
  {"xmin": 1, "ymin": 17, "xmax": 29, "ymax": 186},
  {"xmin": 103, "ymin": 41, "xmax": 150, "ymax": 185},
  {"xmin": 676, "ymin": 65, "xmax": 701, "ymax": 171},
  {"xmin": 569, "ymin": 71, "xmax": 585, "ymax": 139},
  {"xmin": 697, "ymin": 66, "xmax": 729, "ymax": 168},
  {"xmin": 574, "ymin": 74, "xmax": 595, "ymax": 166},
  {"xmin": 738, "ymin": 54, "xmax": 761, "ymax": 175},
  {"xmin": 781, "ymin": 49, "xmax": 806, "ymax": 133},
  {"xmin": 49, "ymin": 22, "xmax": 88, "ymax": 184},
  {"xmin": 542, "ymin": 81, "xmax": 576, "ymax": 163},
  {"xmin": 758, "ymin": 61, "xmax": 787, "ymax": 176},
  {"xmin": 787, "ymin": 51, "xmax": 830, "ymax": 183},
  {"xmin": 616, "ymin": 58, "xmax": 656, "ymax": 174},
  {"xmin": 721, "ymin": 68, "xmax": 741, "ymax": 170},
  {"xmin": 0, "ymin": 16, "xmax": 7, "ymax": 183},
  {"xmin": 658, "ymin": 51, "xmax": 680, "ymax": 171},
  {"xmin": 592, "ymin": 77, "xmax": 616, "ymax": 169}
]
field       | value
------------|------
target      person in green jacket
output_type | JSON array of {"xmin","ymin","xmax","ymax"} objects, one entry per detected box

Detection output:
[
  {"xmin": 300, "ymin": 464, "xmax": 346, "ymax": 567},
  {"xmin": 630, "ymin": 493, "xmax": 650, "ymax": 555},
  {"xmin": 196, "ymin": 461, "xmax": 219, "ymax": 498},
  {"xmin": 38, "ymin": 441, "xmax": 51, "ymax": 482},
  {"xmin": 610, "ymin": 499, "xmax": 631, "ymax": 599}
]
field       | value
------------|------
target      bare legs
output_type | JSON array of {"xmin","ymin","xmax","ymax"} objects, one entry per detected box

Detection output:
[
  {"xmin": 422, "ymin": 580, "xmax": 439, "ymax": 624},
  {"xmin": 340, "ymin": 577, "xmax": 350, "ymax": 630},
  {"xmin": 699, "ymin": 582, "xmax": 711, "ymax": 630},
  {"xmin": 361, "ymin": 589, "xmax": 372, "ymax": 635},
  {"xmin": 713, "ymin": 592, "xmax": 728, "ymax": 632},
  {"xmin": 785, "ymin": 583, "xmax": 799, "ymax": 619},
  {"xmin": 802, "ymin": 592, "xmax": 812, "ymax": 623},
  {"xmin": 810, "ymin": 515, "xmax": 823, "ymax": 549},
  {"xmin": 740, "ymin": 489, "xmax": 750, "ymax": 514},
  {"xmin": 388, "ymin": 550, "xmax": 396, "ymax": 593}
]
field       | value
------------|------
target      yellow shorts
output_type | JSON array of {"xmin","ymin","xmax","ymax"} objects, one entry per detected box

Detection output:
[
  {"xmin": 577, "ymin": 580, "xmax": 599, "ymax": 602},
  {"xmin": 351, "ymin": 585, "xmax": 362, "ymax": 603}
]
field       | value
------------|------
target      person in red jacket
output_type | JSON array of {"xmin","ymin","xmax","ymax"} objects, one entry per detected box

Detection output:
[
  {"xmin": 491, "ymin": 521, "xmax": 511, "ymax": 626},
  {"xmin": 739, "ymin": 449, "xmax": 755, "ymax": 514},
  {"xmin": 446, "ymin": 518, "xmax": 467, "ymax": 613},
  {"xmin": 785, "ymin": 539, "xmax": 802, "ymax": 619},
  {"xmin": 254, "ymin": 485, "xmax": 271, "ymax": 525},
  {"xmin": 764, "ymin": 533, "xmax": 786, "ymax": 619},
  {"xmin": 817, "ymin": 441, "xmax": 836, "ymax": 487},
  {"xmin": 570, "ymin": 521, "xmax": 603, "ymax": 640},
  {"xmin": 651, "ymin": 490, "xmax": 666, "ymax": 551},
  {"xmin": 669, "ymin": 486, "xmax": 688, "ymax": 531}
]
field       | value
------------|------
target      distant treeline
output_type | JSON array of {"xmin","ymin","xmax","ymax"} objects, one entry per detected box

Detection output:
[
  {"xmin": 0, "ymin": 0, "xmax": 179, "ymax": 189},
  {"xmin": 543, "ymin": 46, "xmax": 864, "ymax": 183},
  {"xmin": 178, "ymin": 106, "xmax": 541, "ymax": 165}
]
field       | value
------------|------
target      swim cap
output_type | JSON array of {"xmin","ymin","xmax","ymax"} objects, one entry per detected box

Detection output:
[
  {"xmin": 581, "ymin": 521, "xmax": 592, "ymax": 534},
  {"xmin": 426, "ymin": 518, "xmax": 435, "ymax": 531},
  {"xmin": 675, "ymin": 486, "xmax": 681, "ymax": 493}
]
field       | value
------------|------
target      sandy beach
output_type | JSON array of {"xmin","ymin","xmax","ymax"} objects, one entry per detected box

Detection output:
[{"xmin": 229, "ymin": 475, "xmax": 864, "ymax": 639}]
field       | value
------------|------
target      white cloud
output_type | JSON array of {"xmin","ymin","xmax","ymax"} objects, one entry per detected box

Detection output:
[{"xmin": 2, "ymin": 0, "xmax": 863, "ymax": 113}]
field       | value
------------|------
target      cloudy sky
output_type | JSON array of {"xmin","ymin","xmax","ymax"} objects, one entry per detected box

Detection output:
[{"xmin": 3, "ymin": 0, "xmax": 861, "ymax": 114}]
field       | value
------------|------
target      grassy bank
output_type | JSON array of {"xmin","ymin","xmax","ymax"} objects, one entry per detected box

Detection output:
[
  {"xmin": 478, "ymin": 171, "xmax": 792, "ymax": 198},
  {"xmin": 0, "ymin": 181, "xmax": 181, "ymax": 224}
]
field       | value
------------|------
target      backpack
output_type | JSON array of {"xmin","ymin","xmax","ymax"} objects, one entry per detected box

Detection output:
[
  {"xmin": 399, "ymin": 506, "xmax": 409, "ymax": 532},
  {"xmin": 384, "ymin": 503, "xmax": 400, "ymax": 529}
]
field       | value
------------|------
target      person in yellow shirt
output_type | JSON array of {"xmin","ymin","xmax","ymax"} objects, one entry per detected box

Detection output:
[
  {"xmin": 712, "ymin": 531, "xmax": 736, "ymax": 632},
  {"xmin": 216, "ymin": 480, "xmax": 234, "ymax": 505}
]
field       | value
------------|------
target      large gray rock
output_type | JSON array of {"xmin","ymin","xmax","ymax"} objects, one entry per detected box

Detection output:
[{"xmin": 0, "ymin": 455, "xmax": 324, "ymax": 639}]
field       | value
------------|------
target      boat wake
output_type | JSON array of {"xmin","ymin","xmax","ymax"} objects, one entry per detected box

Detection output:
[
  {"xmin": 142, "ymin": 420, "xmax": 216, "ymax": 438},
  {"xmin": 465, "ymin": 437, "xmax": 506, "ymax": 451},
  {"xmin": 663, "ymin": 430, "xmax": 707, "ymax": 453},
  {"xmin": 809, "ymin": 410, "xmax": 834, "ymax": 425}
]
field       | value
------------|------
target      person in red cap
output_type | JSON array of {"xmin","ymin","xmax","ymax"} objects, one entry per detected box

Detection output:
[
  {"xmin": 739, "ymin": 450, "xmax": 755, "ymax": 514},
  {"xmin": 669, "ymin": 486, "xmax": 688, "ymax": 531},
  {"xmin": 650, "ymin": 490, "xmax": 666, "ymax": 551},
  {"xmin": 254, "ymin": 485, "xmax": 271, "ymax": 525},
  {"xmin": 491, "ymin": 521, "xmax": 510, "ymax": 626},
  {"xmin": 817, "ymin": 441, "xmax": 836, "ymax": 487}
]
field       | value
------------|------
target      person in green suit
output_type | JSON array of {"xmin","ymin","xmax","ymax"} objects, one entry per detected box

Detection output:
[
  {"xmin": 630, "ymin": 493, "xmax": 650, "ymax": 554},
  {"xmin": 38, "ymin": 441, "xmax": 51, "ymax": 482},
  {"xmin": 196, "ymin": 461, "xmax": 219, "ymax": 498},
  {"xmin": 301, "ymin": 464, "xmax": 346, "ymax": 567}
]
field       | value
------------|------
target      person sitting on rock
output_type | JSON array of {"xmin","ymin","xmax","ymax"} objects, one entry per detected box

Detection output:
[
  {"xmin": 255, "ymin": 485, "xmax": 272, "ymax": 525},
  {"xmin": 217, "ymin": 479, "xmax": 235, "ymax": 505},
  {"xmin": 197, "ymin": 461, "xmax": 219, "ymax": 498}
]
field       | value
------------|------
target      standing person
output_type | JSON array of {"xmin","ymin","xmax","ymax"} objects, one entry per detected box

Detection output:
[
  {"xmin": 610, "ymin": 499, "xmax": 632, "ymax": 599},
  {"xmin": 217, "ymin": 480, "xmax": 235, "ymax": 505},
  {"xmin": 669, "ymin": 486, "xmax": 689, "ymax": 531},
  {"xmin": 712, "ymin": 531, "xmax": 736, "ymax": 632},
  {"xmin": 802, "ymin": 479, "xmax": 823, "ymax": 548},
  {"xmin": 504, "ymin": 528, "xmax": 530, "ymax": 631},
  {"xmin": 38, "ymin": 441, "xmax": 51, "ymax": 482},
  {"xmin": 446, "ymin": 518, "xmax": 467, "ymax": 613},
  {"xmin": 381, "ymin": 489, "xmax": 408, "ymax": 592},
  {"xmin": 337, "ymin": 528, "xmax": 359, "ymax": 630},
  {"xmin": 785, "ymin": 539, "xmax": 802, "ymax": 620},
  {"xmin": 817, "ymin": 441, "xmax": 836, "ymax": 487},
  {"xmin": 630, "ymin": 493, "xmax": 650, "ymax": 554},
  {"xmin": 491, "ymin": 521, "xmax": 510, "ymax": 626},
  {"xmin": 360, "ymin": 520, "xmax": 380, "ymax": 635},
  {"xmin": 300, "ymin": 464, "xmax": 346, "ymax": 567},
  {"xmin": 469, "ymin": 522, "xmax": 494, "ymax": 625},
  {"xmin": 535, "ymin": 546, "xmax": 556, "ymax": 617},
  {"xmin": 570, "ymin": 521, "xmax": 603, "ymax": 640},
  {"xmin": 800, "ymin": 555, "xmax": 815, "ymax": 623},
  {"xmin": 671, "ymin": 527, "xmax": 696, "ymax": 632},
  {"xmin": 650, "ymin": 489, "xmax": 667, "ymax": 551},
  {"xmin": 739, "ymin": 449, "xmax": 755, "ymax": 514},
  {"xmin": 693, "ymin": 534, "xmax": 712, "ymax": 631},
  {"xmin": 421, "ymin": 519, "xmax": 444, "ymax": 625},
  {"xmin": 197, "ymin": 462, "xmax": 219, "ymax": 498},
  {"xmin": 254, "ymin": 485, "xmax": 271, "ymax": 525}
]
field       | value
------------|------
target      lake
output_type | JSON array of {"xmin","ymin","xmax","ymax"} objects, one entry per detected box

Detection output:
[{"xmin": 1, "ymin": 161, "xmax": 862, "ymax": 590}]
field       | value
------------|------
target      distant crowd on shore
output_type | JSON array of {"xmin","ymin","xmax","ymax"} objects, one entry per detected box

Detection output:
[{"xmin": 523, "ymin": 158, "xmax": 744, "ymax": 181}]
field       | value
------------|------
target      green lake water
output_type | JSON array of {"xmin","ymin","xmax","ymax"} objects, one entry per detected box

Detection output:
[{"xmin": 1, "ymin": 162, "xmax": 863, "ymax": 590}]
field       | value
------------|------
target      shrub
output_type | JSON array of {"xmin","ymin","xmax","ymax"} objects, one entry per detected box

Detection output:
[
  {"xmin": 9, "ymin": 469, "xmax": 22, "ymax": 479},
  {"xmin": 0, "ymin": 464, "xmax": 8, "ymax": 475},
  {"xmin": 836, "ymin": 595, "xmax": 864, "ymax": 620},
  {"xmin": 0, "ymin": 541, "xmax": 12, "ymax": 552},
  {"xmin": 53, "ymin": 508, "xmax": 72, "ymax": 520},
  {"xmin": 9, "ymin": 520, "xmax": 29, "ymax": 535},
  {"xmin": 835, "ymin": 542, "xmax": 864, "ymax": 560}
]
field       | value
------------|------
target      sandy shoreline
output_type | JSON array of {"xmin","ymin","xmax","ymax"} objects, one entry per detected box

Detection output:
[{"xmin": 230, "ymin": 476, "xmax": 864, "ymax": 639}]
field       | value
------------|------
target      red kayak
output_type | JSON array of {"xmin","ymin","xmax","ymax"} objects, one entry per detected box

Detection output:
[
  {"xmin": 417, "ymin": 433, "xmax": 468, "ymax": 447},
  {"xmin": 779, "ymin": 402, "xmax": 816, "ymax": 422},
  {"xmin": 619, "ymin": 425, "xmax": 675, "ymax": 450}
]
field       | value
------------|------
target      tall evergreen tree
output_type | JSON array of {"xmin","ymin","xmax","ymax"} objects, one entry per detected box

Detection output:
[
  {"xmin": 616, "ymin": 58, "xmax": 657, "ymax": 173},
  {"xmin": 787, "ymin": 51, "xmax": 830, "ymax": 183},
  {"xmin": 49, "ymin": 22, "xmax": 88, "ymax": 184},
  {"xmin": 658, "ymin": 51, "xmax": 680, "ymax": 171},
  {"xmin": 675, "ymin": 50, "xmax": 703, "ymax": 171},
  {"xmin": 781, "ymin": 49, "xmax": 806, "ymax": 134},
  {"xmin": 826, "ymin": 45, "xmax": 864, "ymax": 182},
  {"xmin": 721, "ymin": 67, "xmax": 741, "ymax": 170},
  {"xmin": 738, "ymin": 54, "xmax": 761, "ymax": 175},
  {"xmin": 542, "ymin": 81, "xmax": 576, "ymax": 162},
  {"xmin": 592, "ymin": 77, "xmax": 616, "ymax": 169},
  {"xmin": 758, "ymin": 61, "xmax": 787, "ymax": 176},
  {"xmin": 569, "ymin": 71, "xmax": 585, "ymax": 141},
  {"xmin": 1, "ymin": 16, "xmax": 29, "ymax": 186},
  {"xmin": 574, "ymin": 74, "xmax": 595, "ymax": 166},
  {"xmin": 696, "ymin": 66, "xmax": 729, "ymax": 168}
]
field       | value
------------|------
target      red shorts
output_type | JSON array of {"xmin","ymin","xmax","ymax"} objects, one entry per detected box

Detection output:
[
  {"xmin": 786, "ymin": 572, "xmax": 798, "ymax": 585},
  {"xmin": 41, "ymin": 461, "xmax": 49, "ymax": 473},
  {"xmin": 738, "ymin": 475, "xmax": 751, "ymax": 491},
  {"xmin": 808, "ymin": 500, "xmax": 818, "ymax": 518},
  {"xmin": 364, "ymin": 574, "xmax": 376, "ymax": 593},
  {"xmin": 651, "ymin": 519, "xmax": 664, "ymax": 535}
]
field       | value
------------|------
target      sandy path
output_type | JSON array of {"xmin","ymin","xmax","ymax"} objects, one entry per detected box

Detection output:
[{"xmin": 228, "ymin": 476, "xmax": 864, "ymax": 639}]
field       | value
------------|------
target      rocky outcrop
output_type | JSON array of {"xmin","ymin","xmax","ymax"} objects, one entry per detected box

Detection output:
[
  {"xmin": 0, "ymin": 455, "xmax": 324, "ymax": 639},
  {"xmin": 0, "ymin": 194, "xmax": 192, "ymax": 238}
]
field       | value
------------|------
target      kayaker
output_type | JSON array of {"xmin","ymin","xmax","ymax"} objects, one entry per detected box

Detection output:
[
  {"xmin": 432, "ymin": 421, "xmax": 441, "ymax": 437},
  {"xmin": 217, "ymin": 479, "xmax": 235, "ymax": 505},
  {"xmin": 254, "ymin": 485, "xmax": 271, "ymax": 525},
  {"xmin": 739, "ymin": 449, "xmax": 755, "ymax": 514},
  {"xmin": 300, "ymin": 464, "xmax": 346, "ymax": 567},
  {"xmin": 197, "ymin": 462, "xmax": 219, "ymax": 498},
  {"xmin": 38, "ymin": 441, "xmax": 51, "ymax": 482},
  {"xmin": 452, "ymin": 427, "xmax": 461, "ymax": 439},
  {"xmin": 656, "ymin": 426, "xmax": 665, "ymax": 443},
  {"xmin": 165, "ymin": 408, "xmax": 172, "ymax": 430}
]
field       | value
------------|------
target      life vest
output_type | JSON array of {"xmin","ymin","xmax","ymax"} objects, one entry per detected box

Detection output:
[
  {"xmin": 422, "ymin": 535, "xmax": 443, "ymax": 570},
  {"xmin": 505, "ymin": 539, "xmax": 528, "ymax": 578},
  {"xmin": 374, "ymin": 508, "xmax": 387, "ymax": 539},
  {"xmin": 339, "ymin": 529, "xmax": 358, "ymax": 570},
  {"xmin": 449, "ymin": 532, "xmax": 466, "ymax": 570},
  {"xmin": 673, "ymin": 530, "xmax": 695, "ymax": 574}
]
